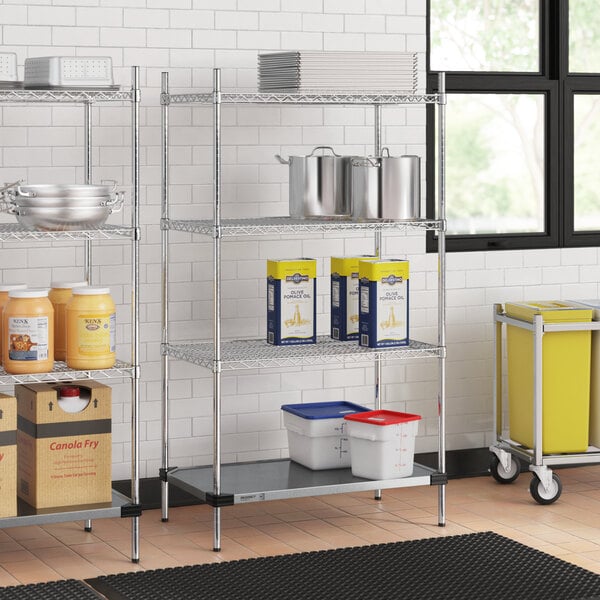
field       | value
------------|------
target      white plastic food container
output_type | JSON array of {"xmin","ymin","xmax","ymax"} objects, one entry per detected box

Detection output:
[
  {"xmin": 344, "ymin": 410, "xmax": 421, "ymax": 479},
  {"xmin": 281, "ymin": 401, "xmax": 369, "ymax": 470},
  {"xmin": 24, "ymin": 57, "xmax": 114, "ymax": 88},
  {"xmin": 0, "ymin": 53, "xmax": 18, "ymax": 82}
]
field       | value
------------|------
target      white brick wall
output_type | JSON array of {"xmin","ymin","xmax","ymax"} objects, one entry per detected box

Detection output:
[{"xmin": 2, "ymin": 2, "xmax": 592, "ymax": 482}]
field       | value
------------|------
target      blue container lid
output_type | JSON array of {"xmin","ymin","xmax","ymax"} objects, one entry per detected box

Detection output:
[{"xmin": 281, "ymin": 401, "xmax": 369, "ymax": 420}]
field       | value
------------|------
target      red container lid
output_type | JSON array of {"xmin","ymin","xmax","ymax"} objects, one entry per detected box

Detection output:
[
  {"xmin": 59, "ymin": 386, "xmax": 80, "ymax": 398},
  {"xmin": 344, "ymin": 410, "xmax": 421, "ymax": 426}
]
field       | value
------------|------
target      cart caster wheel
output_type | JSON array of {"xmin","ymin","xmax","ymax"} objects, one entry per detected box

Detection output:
[
  {"xmin": 529, "ymin": 473, "xmax": 562, "ymax": 505},
  {"xmin": 490, "ymin": 454, "xmax": 520, "ymax": 484}
]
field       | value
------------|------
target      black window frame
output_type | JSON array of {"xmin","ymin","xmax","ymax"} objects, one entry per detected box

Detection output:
[{"xmin": 426, "ymin": 0, "xmax": 600, "ymax": 252}]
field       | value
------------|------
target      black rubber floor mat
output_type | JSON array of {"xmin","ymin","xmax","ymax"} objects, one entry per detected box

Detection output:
[
  {"xmin": 0, "ymin": 579, "xmax": 102, "ymax": 600},
  {"xmin": 86, "ymin": 531, "xmax": 600, "ymax": 600}
]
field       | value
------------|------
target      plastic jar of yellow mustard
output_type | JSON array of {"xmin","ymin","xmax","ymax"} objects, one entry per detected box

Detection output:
[
  {"xmin": 0, "ymin": 284, "xmax": 27, "ymax": 364},
  {"xmin": 66, "ymin": 287, "xmax": 116, "ymax": 369},
  {"xmin": 49, "ymin": 281, "xmax": 88, "ymax": 362},
  {"xmin": 2, "ymin": 288, "xmax": 54, "ymax": 374}
]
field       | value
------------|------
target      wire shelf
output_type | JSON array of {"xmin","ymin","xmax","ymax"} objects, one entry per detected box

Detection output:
[
  {"xmin": 0, "ymin": 360, "xmax": 134, "ymax": 385},
  {"xmin": 0, "ymin": 89, "xmax": 134, "ymax": 104},
  {"xmin": 0, "ymin": 223, "xmax": 134, "ymax": 242},
  {"xmin": 163, "ymin": 91, "xmax": 440, "ymax": 106},
  {"xmin": 165, "ymin": 337, "xmax": 443, "ymax": 371},
  {"xmin": 163, "ymin": 217, "xmax": 444, "ymax": 236}
]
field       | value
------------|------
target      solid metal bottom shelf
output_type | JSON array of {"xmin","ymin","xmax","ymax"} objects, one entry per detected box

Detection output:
[
  {"xmin": 168, "ymin": 459, "xmax": 437, "ymax": 505},
  {"xmin": 0, "ymin": 490, "xmax": 132, "ymax": 528}
]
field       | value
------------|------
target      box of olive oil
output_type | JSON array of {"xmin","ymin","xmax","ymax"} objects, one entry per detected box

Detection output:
[
  {"xmin": 330, "ymin": 256, "xmax": 376, "ymax": 341},
  {"xmin": 267, "ymin": 259, "xmax": 316, "ymax": 345},
  {"xmin": 359, "ymin": 259, "xmax": 409, "ymax": 348}
]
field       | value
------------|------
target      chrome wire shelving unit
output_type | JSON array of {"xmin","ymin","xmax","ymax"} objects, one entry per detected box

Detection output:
[
  {"xmin": 0, "ymin": 69, "xmax": 142, "ymax": 562},
  {"xmin": 160, "ymin": 69, "xmax": 448, "ymax": 551}
]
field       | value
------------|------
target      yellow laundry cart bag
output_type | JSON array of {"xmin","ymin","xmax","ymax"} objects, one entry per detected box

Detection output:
[{"xmin": 505, "ymin": 301, "xmax": 592, "ymax": 454}]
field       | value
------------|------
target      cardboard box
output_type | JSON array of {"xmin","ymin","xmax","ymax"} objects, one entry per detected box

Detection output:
[
  {"xmin": 330, "ymin": 256, "xmax": 376, "ymax": 341},
  {"xmin": 267, "ymin": 258, "xmax": 317, "ymax": 345},
  {"xmin": 359, "ymin": 259, "xmax": 410, "ymax": 348},
  {"xmin": 16, "ymin": 380, "xmax": 112, "ymax": 509},
  {"xmin": 0, "ymin": 393, "xmax": 17, "ymax": 518}
]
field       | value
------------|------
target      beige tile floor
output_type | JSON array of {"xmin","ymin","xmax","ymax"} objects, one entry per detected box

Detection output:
[{"xmin": 3, "ymin": 465, "xmax": 600, "ymax": 587}]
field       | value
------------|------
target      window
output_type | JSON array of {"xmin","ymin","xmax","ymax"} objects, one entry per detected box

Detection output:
[
  {"xmin": 443, "ymin": 94, "xmax": 545, "ymax": 236},
  {"xmin": 573, "ymin": 95, "xmax": 600, "ymax": 230},
  {"xmin": 430, "ymin": 1, "xmax": 540, "ymax": 72},
  {"xmin": 427, "ymin": 0, "xmax": 600, "ymax": 251}
]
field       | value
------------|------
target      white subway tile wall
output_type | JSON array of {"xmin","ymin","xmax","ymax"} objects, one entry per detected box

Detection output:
[{"xmin": 2, "ymin": 2, "xmax": 598, "ymax": 481}]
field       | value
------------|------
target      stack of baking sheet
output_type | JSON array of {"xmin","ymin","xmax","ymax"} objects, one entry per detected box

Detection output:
[{"xmin": 258, "ymin": 51, "xmax": 418, "ymax": 93}]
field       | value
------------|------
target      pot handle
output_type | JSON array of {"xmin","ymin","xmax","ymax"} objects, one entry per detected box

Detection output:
[
  {"xmin": 0, "ymin": 180, "xmax": 22, "ymax": 195},
  {"xmin": 100, "ymin": 179, "xmax": 118, "ymax": 193},
  {"xmin": 352, "ymin": 157, "xmax": 380, "ymax": 168},
  {"xmin": 1, "ymin": 200, "xmax": 18, "ymax": 215},
  {"xmin": 275, "ymin": 154, "xmax": 289, "ymax": 165},
  {"xmin": 381, "ymin": 147, "xmax": 391, "ymax": 157},
  {"xmin": 0, "ymin": 196, "xmax": 15, "ymax": 214},
  {"xmin": 15, "ymin": 185, "xmax": 36, "ymax": 198},
  {"xmin": 308, "ymin": 146, "xmax": 340, "ymax": 157},
  {"xmin": 103, "ymin": 191, "xmax": 125, "ymax": 213}
]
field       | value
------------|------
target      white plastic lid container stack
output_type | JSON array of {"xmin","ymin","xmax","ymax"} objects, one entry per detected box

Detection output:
[
  {"xmin": 281, "ymin": 401, "xmax": 369, "ymax": 470},
  {"xmin": 344, "ymin": 410, "xmax": 421, "ymax": 479}
]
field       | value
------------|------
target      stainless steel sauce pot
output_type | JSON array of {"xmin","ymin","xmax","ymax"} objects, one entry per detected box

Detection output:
[
  {"xmin": 276, "ymin": 146, "xmax": 350, "ymax": 218},
  {"xmin": 2, "ymin": 182, "xmax": 125, "ymax": 230}
]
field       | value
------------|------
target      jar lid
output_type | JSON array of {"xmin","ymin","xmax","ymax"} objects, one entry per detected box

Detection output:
[
  {"xmin": 72, "ymin": 287, "xmax": 111, "ymax": 296},
  {"xmin": 0, "ymin": 284, "xmax": 27, "ymax": 292},
  {"xmin": 50, "ymin": 281, "xmax": 88, "ymax": 290},
  {"xmin": 8, "ymin": 288, "xmax": 49, "ymax": 298},
  {"xmin": 59, "ymin": 386, "xmax": 80, "ymax": 398}
]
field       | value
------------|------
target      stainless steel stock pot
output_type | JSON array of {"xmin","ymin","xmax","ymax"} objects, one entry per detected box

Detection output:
[
  {"xmin": 350, "ymin": 149, "xmax": 421, "ymax": 220},
  {"xmin": 276, "ymin": 146, "xmax": 350, "ymax": 218}
]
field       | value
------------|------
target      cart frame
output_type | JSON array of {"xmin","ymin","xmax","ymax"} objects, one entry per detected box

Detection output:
[{"xmin": 490, "ymin": 303, "xmax": 600, "ymax": 503}]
